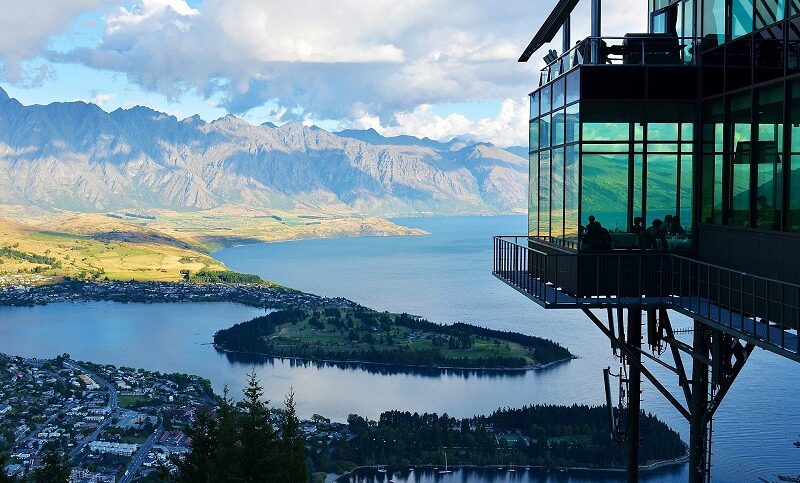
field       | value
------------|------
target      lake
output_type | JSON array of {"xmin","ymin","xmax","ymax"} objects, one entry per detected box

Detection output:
[{"xmin": 0, "ymin": 216, "xmax": 797, "ymax": 482}]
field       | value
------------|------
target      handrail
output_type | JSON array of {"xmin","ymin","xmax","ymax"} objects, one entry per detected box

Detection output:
[
  {"xmin": 493, "ymin": 236, "xmax": 800, "ymax": 350},
  {"xmin": 537, "ymin": 35, "xmax": 699, "ymax": 87}
]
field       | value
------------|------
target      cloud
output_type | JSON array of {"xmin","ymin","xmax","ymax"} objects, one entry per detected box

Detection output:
[
  {"xmin": 91, "ymin": 91, "xmax": 116, "ymax": 106},
  {"xmin": 0, "ymin": 0, "xmax": 118, "ymax": 84},
  {"xmin": 348, "ymin": 98, "xmax": 530, "ymax": 148},
  {"xmin": 3, "ymin": 0, "xmax": 647, "ymax": 143}
]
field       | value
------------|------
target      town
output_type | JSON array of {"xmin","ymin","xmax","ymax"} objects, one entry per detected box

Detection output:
[
  {"xmin": 0, "ymin": 353, "xmax": 216, "ymax": 482},
  {"xmin": 0, "ymin": 281, "xmax": 358, "ymax": 311}
]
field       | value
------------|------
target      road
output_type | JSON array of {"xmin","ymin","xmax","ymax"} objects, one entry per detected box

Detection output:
[
  {"xmin": 66, "ymin": 361, "xmax": 120, "ymax": 461},
  {"xmin": 119, "ymin": 426, "xmax": 163, "ymax": 483}
]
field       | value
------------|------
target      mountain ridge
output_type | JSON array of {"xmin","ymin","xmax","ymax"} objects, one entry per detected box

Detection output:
[{"xmin": 0, "ymin": 87, "xmax": 526, "ymax": 216}]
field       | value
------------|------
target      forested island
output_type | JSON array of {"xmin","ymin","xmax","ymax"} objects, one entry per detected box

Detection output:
[
  {"xmin": 310, "ymin": 405, "xmax": 687, "ymax": 475},
  {"xmin": 213, "ymin": 308, "xmax": 573, "ymax": 369}
]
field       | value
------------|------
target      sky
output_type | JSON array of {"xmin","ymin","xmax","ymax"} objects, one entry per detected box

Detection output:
[{"xmin": 0, "ymin": 0, "xmax": 645, "ymax": 147}]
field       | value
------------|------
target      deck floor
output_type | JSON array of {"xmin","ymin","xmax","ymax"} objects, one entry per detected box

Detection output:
[{"xmin": 495, "ymin": 270, "xmax": 799, "ymax": 359}]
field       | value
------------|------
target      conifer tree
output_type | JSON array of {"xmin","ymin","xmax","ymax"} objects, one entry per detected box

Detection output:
[
  {"xmin": 238, "ymin": 370, "xmax": 278, "ymax": 482},
  {"xmin": 278, "ymin": 389, "xmax": 309, "ymax": 482},
  {"xmin": 173, "ymin": 406, "xmax": 219, "ymax": 483},
  {"xmin": 31, "ymin": 447, "xmax": 70, "ymax": 483}
]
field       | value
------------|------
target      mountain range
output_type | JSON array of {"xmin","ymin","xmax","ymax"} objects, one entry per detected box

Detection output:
[{"xmin": 0, "ymin": 88, "xmax": 527, "ymax": 216}]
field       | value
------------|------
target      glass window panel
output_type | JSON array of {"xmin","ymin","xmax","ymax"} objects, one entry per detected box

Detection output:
[
  {"xmin": 541, "ymin": 85, "xmax": 552, "ymax": 114},
  {"xmin": 540, "ymin": 115, "xmax": 551, "ymax": 149},
  {"xmin": 732, "ymin": 0, "xmax": 755, "ymax": 39},
  {"xmin": 790, "ymin": 155, "xmax": 800, "ymax": 232},
  {"xmin": 529, "ymin": 120, "xmax": 539, "ymax": 152},
  {"xmin": 635, "ymin": 123, "xmax": 645, "ymax": 141},
  {"xmin": 756, "ymin": 0, "xmax": 785, "ymax": 28},
  {"xmin": 553, "ymin": 77, "xmax": 566, "ymax": 110},
  {"xmin": 682, "ymin": 0, "xmax": 696, "ymax": 62},
  {"xmin": 565, "ymin": 145, "xmax": 579, "ymax": 242},
  {"xmin": 582, "ymin": 122, "xmax": 630, "ymax": 141},
  {"xmin": 635, "ymin": 143, "xmax": 645, "ymax": 152},
  {"xmin": 566, "ymin": 70, "xmax": 580, "ymax": 104},
  {"xmin": 565, "ymin": 103, "xmax": 580, "ymax": 144},
  {"xmin": 648, "ymin": 123, "xmax": 680, "ymax": 140},
  {"xmin": 529, "ymin": 154, "xmax": 539, "ymax": 236},
  {"xmin": 552, "ymin": 109, "xmax": 566, "ymax": 146},
  {"xmin": 793, "ymin": 0, "xmax": 800, "ymax": 16},
  {"xmin": 681, "ymin": 143, "xmax": 693, "ymax": 153},
  {"xmin": 634, "ymin": 154, "xmax": 644, "ymax": 225},
  {"xmin": 551, "ymin": 148, "xmax": 565, "ymax": 240},
  {"xmin": 681, "ymin": 123, "xmax": 694, "ymax": 141},
  {"xmin": 647, "ymin": 143, "xmax": 681, "ymax": 152},
  {"xmin": 755, "ymin": 25, "xmax": 785, "ymax": 82},
  {"xmin": 789, "ymin": 18, "xmax": 800, "ymax": 77},
  {"xmin": 702, "ymin": 100, "xmax": 724, "ymax": 224},
  {"xmin": 729, "ymin": 93, "xmax": 752, "ymax": 227},
  {"xmin": 646, "ymin": 154, "xmax": 679, "ymax": 225},
  {"xmin": 581, "ymin": 153, "xmax": 630, "ymax": 239},
  {"xmin": 680, "ymin": 155, "xmax": 694, "ymax": 234},
  {"xmin": 703, "ymin": 0, "xmax": 726, "ymax": 46},
  {"xmin": 539, "ymin": 151, "xmax": 551, "ymax": 236},
  {"xmin": 530, "ymin": 92, "xmax": 540, "ymax": 120},
  {"xmin": 581, "ymin": 143, "xmax": 631, "ymax": 152}
]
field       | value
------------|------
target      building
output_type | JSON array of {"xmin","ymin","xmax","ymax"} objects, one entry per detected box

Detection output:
[
  {"xmin": 88, "ymin": 441, "xmax": 138, "ymax": 457},
  {"xmin": 496, "ymin": 1, "xmax": 800, "ymax": 482}
]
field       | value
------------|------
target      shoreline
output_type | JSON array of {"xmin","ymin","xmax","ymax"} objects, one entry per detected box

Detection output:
[
  {"xmin": 333, "ymin": 454, "xmax": 690, "ymax": 481},
  {"xmin": 212, "ymin": 345, "xmax": 576, "ymax": 373}
]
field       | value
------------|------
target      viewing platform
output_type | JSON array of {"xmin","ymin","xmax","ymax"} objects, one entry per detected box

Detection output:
[{"xmin": 493, "ymin": 235, "xmax": 800, "ymax": 362}]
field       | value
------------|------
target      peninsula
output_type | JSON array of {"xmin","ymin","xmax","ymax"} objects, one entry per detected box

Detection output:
[{"xmin": 213, "ymin": 308, "xmax": 574, "ymax": 369}]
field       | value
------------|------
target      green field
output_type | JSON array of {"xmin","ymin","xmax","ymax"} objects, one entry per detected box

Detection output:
[{"xmin": 214, "ymin": 308, "xmax": 573, "ymax": 368}]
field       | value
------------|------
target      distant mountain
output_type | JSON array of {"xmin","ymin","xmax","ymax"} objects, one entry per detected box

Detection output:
[
  {"xmin": 335, "ymin": 128, "xmax": 464, "ymax": 151},
  {"xmin": 0, "ymin": 88, "xmax": 527, "ymax": 215}
]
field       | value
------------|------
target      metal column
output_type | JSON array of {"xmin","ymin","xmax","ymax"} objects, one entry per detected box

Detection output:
[
  {"xmin": 626, "ymin": 309, "xmax": 642, "ymax": 482},
  {"xmin": 689, "ymin": 321, "xmax": 710, "ymax": 483}
]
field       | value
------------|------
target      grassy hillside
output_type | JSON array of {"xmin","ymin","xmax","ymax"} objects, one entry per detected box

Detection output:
[{"xmin": 0, "ymin": 205, "xmax": 424, "ymax": 285}]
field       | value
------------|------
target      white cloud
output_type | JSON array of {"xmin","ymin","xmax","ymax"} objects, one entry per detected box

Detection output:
[
  {"xmin": 348, "ymin": 98, "xmax": 530, "ymax": 147},
  {"xmin": 1, "ymin": 0, "xmax": 648, "ymax": 142},
  {"xmin": 91, "ymin": 92, "xmax": 116, "ymax": 106},
  {"xmin": 0, "ymin": 0, "xmax": 118, "ymax": 84}
]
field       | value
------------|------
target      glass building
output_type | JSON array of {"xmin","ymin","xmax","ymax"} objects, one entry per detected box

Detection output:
[
  {"xmin": 526, "ymin": 0, "xmax": 800, "ymax": 276},
  {"xmin": 497, "ymin": 2, "xmax": 800, "ymax": 482}
]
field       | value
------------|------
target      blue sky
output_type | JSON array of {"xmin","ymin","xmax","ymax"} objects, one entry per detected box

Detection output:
[{"xmin": 0, "ymin": 0, "xmax": 645, "ymax": 146}]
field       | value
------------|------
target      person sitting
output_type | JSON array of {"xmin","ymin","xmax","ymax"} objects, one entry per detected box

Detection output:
[
  {"xmin": 639, "ymin": 219, "xmax": 666, "ymax": 250},
  {"xmin": 582, "ymin": 218, "xmax": 611, "ymax": 251},
  {"xmin": 669, "ymin": 215, "xmax": 686, "ymax": 235},
  {"xmin": 631, "ymin": 217, "xmax": 643, "ymax": 235}
]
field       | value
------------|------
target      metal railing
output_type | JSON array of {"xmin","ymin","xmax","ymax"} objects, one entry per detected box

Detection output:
[
  {"xmin": 539, "ymin": 35, "xmax": 698, "ymax": 86},
  {"xmin": 493, "ymin": 236, "xmax": 800, "ymax": 354}
]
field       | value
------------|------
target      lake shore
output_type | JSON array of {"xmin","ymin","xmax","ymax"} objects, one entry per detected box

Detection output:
[
  {"xmin": 333, "ymin": 454, "xmax": 690, "ymax": 481},
  {"xmin": 213, "ymin": 344, "xmax": 576, "ymax": 373}
]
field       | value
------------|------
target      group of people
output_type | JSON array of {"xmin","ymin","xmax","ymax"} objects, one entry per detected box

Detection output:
[{"xmin": 580, "ymin": 214, "xmax": 686, "ymax": 251}]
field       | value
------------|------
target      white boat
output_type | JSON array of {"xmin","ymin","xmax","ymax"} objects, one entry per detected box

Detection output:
[
  {"xmin": 438, "ymin": 452, "xmax": 453, "ymax": 474},
  {"xmin": 508, "ymin": 463, "xmax": 517, "ymax": 472}
]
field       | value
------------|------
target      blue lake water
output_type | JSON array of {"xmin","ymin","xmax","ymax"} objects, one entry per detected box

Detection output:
[{"xmin": 0, "ymin": 216, "xmax": 797, "ymax": 482}]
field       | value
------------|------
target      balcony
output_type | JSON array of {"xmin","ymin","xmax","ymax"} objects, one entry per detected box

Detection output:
[
  {"xmin": 493, "ymin": 236, "xmax": 800, "ymax": 361},
  {"xmin": 539, "ymin": 34, "xmax": 697, "ymax": 87}
]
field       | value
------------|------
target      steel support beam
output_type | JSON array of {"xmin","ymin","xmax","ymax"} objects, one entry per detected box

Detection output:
[
  {"xmin": 689, "ymin": 321, "xmax": 710, "ymax": 483},
  {"xmin": 583, "ymin": 309, "xmax": 691, "ymax": 421},
  {"xmin": 626, "ymin": 309, "xmax": 642, "ymax": 483}
]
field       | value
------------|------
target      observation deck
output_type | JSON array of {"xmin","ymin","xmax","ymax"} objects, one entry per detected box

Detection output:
[{"xmin": 493, "ymin": 236, "xmax": 800, "ymax": 361}]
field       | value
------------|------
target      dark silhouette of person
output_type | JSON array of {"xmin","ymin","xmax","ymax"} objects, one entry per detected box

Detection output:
[
  {"xmin": 647, "ymin": 219, "xmax": 668, "ymax": 250},
  {"xmin": 669, "ymin": 215, "xmax": 686, "ymax": 235},
  {"xmin": 631, "ymin": 217, "xmax": 643, "ymax": 234},
  {"xmin": 582, "ymin": 216, "xmax": 611, "ymax": 251}
]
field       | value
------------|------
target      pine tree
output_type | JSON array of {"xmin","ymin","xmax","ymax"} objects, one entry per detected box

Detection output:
[
  {"xmin": 238, "ymin": 370, "xmax": 278, "ymax": 482},
  {"xmin": 212, "ymin": 387, "xmax": 242, "ymax": 483},
  {"xmin": 0, "ymin": 453, "xmax": 18, "ymax": 483},
  {"xmin": 173, "ymin": 406, "xmax": 219, "ymax": 483},
  {"xmin": 31, "ymin": 448, "xmax": 70, "ymax": 483},
  {"xmin": 278, "ymin": 389, "xmax": 309, "ymax": 483}
]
